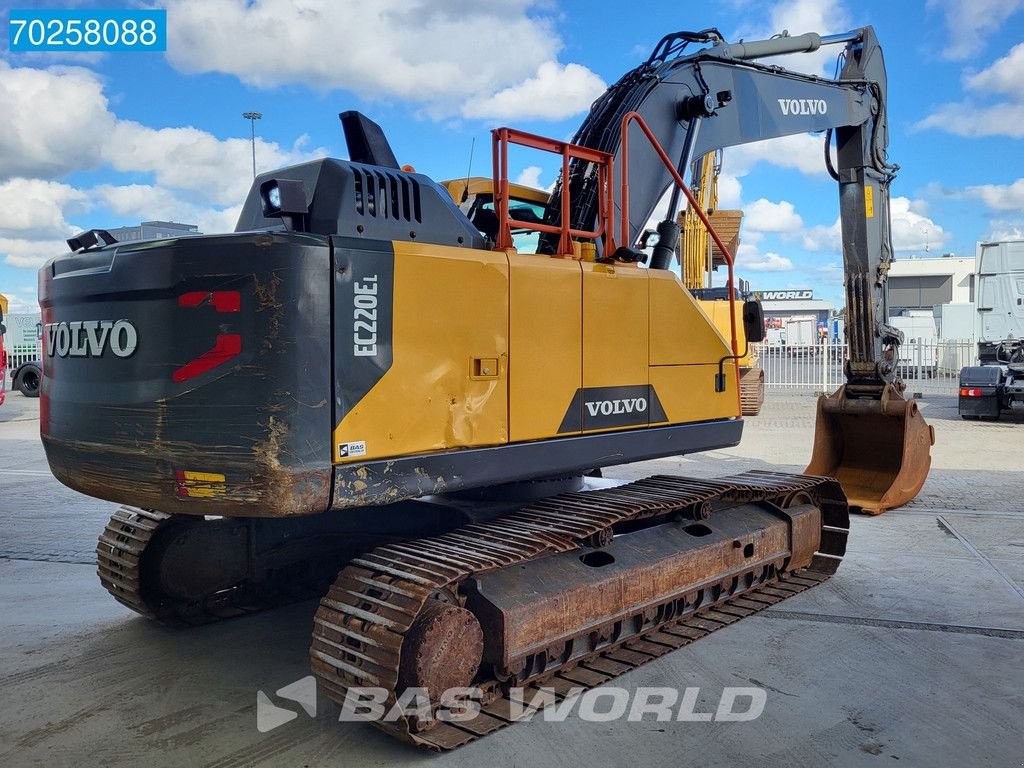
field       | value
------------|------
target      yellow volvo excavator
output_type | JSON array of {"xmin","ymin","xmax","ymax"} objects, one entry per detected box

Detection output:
[{"xmin": 39, "ymin": 26, "xmax": 932, "ymax": 749}]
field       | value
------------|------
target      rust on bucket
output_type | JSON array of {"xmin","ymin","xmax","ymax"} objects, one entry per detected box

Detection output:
[{"xmin": 805, "ymin": 384, "xmax": 934, "ymax": 514}]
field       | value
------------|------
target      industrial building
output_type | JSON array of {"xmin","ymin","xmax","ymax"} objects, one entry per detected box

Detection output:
[
  {"xmin": 105, "ymin": 220, "xmax": 200, "ymax": 242},
  {"xmin": 887, "ymin": 254, "xmax": 976, "ymax": 340},
  {"xmin": 751, "ymin": 288, "xmax": 836, "ymax": 344}
]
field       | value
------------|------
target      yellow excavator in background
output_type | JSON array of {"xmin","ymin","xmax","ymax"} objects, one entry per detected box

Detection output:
[
  {"xmin": 677, "ymin": 150, "xmax": 764, "ymax": 415},
  {"xmin": 38, "ymin": 26, "xmax": 933, "ymax": 750}
]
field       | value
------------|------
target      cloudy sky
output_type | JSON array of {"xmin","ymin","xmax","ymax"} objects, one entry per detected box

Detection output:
[{"xmin": 1, "ymin": 0, "xmax": 1022, "ymax": 312}]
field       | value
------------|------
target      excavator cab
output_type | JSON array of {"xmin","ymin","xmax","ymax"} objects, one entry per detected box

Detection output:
[
  {"xmin": 807, "ymin": 385, "xmax": 934, "ymax": 514},
  {"xmin": 443, "ymin": 177, "xmax": 550, "ymax": 251}
]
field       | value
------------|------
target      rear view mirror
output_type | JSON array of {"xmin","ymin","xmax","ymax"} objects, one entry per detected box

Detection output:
[{"xmin": 742, "ymin": 300, "xmax": 765, "ymax": 343}]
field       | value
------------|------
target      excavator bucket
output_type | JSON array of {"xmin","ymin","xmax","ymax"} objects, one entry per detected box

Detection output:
[{"xmin": 805, "ymin": 384, "xmax": 935, "ymax": 514}]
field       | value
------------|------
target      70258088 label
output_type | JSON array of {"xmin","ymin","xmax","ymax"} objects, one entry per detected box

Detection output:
[{"xmin": 8, "ymin": 9, "xmax": 167, "ymax": 52}]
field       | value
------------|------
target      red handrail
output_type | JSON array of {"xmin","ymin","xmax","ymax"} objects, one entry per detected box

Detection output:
[
  {"xmin": 489, "ymin": 117, "xmax": 743, "ymax": 415},
  {"xmin": 618, "ymin": 111, "xmax": 741, "ymax": 412},
  {"xmin": 491, "ymin": 127, "xmax": 616, "ymax": 257}
]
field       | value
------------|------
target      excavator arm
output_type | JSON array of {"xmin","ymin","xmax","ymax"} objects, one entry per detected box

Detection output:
[{"xmin": 547, "ymin": 26, "xmax": 933, "ymax": 512}]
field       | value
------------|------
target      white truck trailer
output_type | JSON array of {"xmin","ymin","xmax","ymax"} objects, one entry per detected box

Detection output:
[{"xmin": 958, "ymin": 239, "xmax": 1024, "ymax": 420}]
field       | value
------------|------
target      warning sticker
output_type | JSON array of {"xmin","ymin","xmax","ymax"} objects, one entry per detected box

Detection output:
[{"xmin": 338, "ymin": 441, "xmax": 367, "ymax": 459}]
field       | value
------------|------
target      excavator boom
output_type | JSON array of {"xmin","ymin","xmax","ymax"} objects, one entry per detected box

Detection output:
[{"xmin": 546, "ymin": 25, "xmax": 933, "ymax": 512}]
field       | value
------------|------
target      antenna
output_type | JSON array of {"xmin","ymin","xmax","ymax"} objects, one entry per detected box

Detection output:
[{"xmin": 461, "ymin": 137, "xmax": 475, "ymax": 203}]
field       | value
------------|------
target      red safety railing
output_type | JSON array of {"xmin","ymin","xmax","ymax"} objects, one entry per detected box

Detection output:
[
  {"xmin": 491, "ymin": 128, "xmax": 616, "ymax": 257},
  {"xmin": 491, "ymin": 117, "xmax": 742, "ymax": 414},
  {"xmin": 619, "ymin": 111, "xmax": 741, "ymax": 411}
]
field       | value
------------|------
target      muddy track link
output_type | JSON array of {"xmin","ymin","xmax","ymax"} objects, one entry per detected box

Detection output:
[
  {"xmin": 740, "ymin": 367, "xmax": 765, "ymax": 416},
  {"xmin": 311, "ymin": 470, "xmax": 848, "ymax": 750},
  {"xmin": 97, "ymin": 507, "xmax": 174, "ymax": 619},
  {"xmin": 96, "ymin": 507, "xmax": 344, "ymax": 624}
]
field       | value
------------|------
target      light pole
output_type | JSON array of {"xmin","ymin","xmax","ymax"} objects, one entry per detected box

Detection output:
[{"xmin": 242, "ymin": 111, "xmax": 262, "ymax": 178}]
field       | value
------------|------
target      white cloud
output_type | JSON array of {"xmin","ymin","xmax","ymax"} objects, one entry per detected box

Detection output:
[
  {"xmin": 100, "ymin": 122, "xmax": 323, "ymax": 207},
  {"xmin": 813, "ymin": 260, "xmax": 844, "ymax": 285},
  {"xmin": 0, "ymin": 60, "xmax": 114, "ymax": 180},
  {"xmin": 92, "ymin": 184, "xmax": 242, "ymax": 235},
  {"xmin": 716, "ymin": 172, "xmax": 743, "ymax": 208},
  {"xmin": 0, "ymin": 179, "xmax": 88, "ymax": 268},
  {"xmin": 727, "ymin": 133, "xmax": 829, "ymax": 178},
  {"xmin": 166, "ymin": 0, "xmax": 553, "ymax": 98},
  {"xmin": 744, "ymin": 198, "xmax": 803, "ymax": 232},
  {"xmin": 966, "ymin": 42, "xmax": 1024, "ymax": 97},
  {"xmin": 1, "ymin": 289, "xmax": 41, "ymax": 314},
  {"xmin": 890, "ymin": 196, "xmax": 950, "ymax": 251},
  {"xmin": 801, "ymin": 218, "xmax": 841, "ymax": 251},
  {"xmin": 461, "ymin": 62, "xmax": 605, "ymax": 121},
  {"xmin": 0, "ymin": 237, "xmax": 72, "ymax": 269},
  {"xmin": 927, "ymin": 0, "xmax": 1024, "ymax": 61},
  {"xmin": 515, "ymin": 166, "xmax": 544, "ymax": 189},
  {"xmin": 0, "ymin": 60, "xmax": 327, "ymax": 269},
  {"xmin": 0, "ymin": 182, "xmax": 243, "ymax": 269},
  {"xmin": 0, "ymin": 179, "xmax": 86, "ymax": 239},
  {"xmin": 164, "ymin": 0, "xmax": 600, "ymax": 121},
  {"xmin": 963, "ymin": 178, "xmax": 1024, "ymax": 211},
  {"xmin": 916, "ymin": 43, "xmax": 1024, "ymax": 138},
  {"xmin": 512, "ymin": 166, "xmax": 559, "ymax": 195},
  {"xmin": 737, "ymin": 249, "xmax": 794, "ymax": 272},
  {"xmin": 735, "ymin": 238, "xmax": 794, "ymax": 272},
  {"xmin": 0, "ymin": 60, "xmax": 326, "ymax": 200},
  {"xmin": 740, "ymin": 229, "xmax": 764, "ymax": 247},
  {"xmin": 916, "ymin": 101, "xmax": 1024, "ymax": 138},
  {"xmin": 988, "ymin": 222, "xmax": 1024, "ymax": 240},
  {"xmin": 800, "ymin": 197, "xmax": 949, "ymax": 253},
  {"xmin": 908, "ymin": 198, "xmax": 931, "ymax": 215}
]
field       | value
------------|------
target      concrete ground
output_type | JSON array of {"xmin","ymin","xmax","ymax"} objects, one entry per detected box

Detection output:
[{"xmin": 1, "ymin": 391, "xmax": 1022, "ymax": 767}]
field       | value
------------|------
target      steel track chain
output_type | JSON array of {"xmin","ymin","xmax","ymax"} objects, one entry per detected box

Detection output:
[
  {"xmin": 96, "ymin": 507, "xmax": 336, "ymax": 624},
  {"xmin": 310, "ymin": 470, "xmax": 848, "ymax": 750},
  {"xmin": 740, "ymin": 367, "xmax": 765, "ymax": 416},
  {"xmin": 96, "ymin": 506, "xmax": 173, "ymax": 619}
]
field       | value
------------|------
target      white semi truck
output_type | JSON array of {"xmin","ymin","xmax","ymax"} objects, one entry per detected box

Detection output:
[{"xmin": 958, "ymin": 239, "xmax": 1024, "ymax": 420}]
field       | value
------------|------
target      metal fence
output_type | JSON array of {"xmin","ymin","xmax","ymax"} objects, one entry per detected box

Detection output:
[
  {"xmin": 755, "ymin": 339, "xmax": 975, "ymax": 395},
  {"xmin": 0, "ymin": 340, "xmax": 981, "ymax": 394}
]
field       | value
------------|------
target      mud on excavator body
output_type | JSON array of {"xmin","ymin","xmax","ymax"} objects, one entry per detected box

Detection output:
[{"xmin": 40, "ymin": 159, "xmax": 744, "ymax": 518}]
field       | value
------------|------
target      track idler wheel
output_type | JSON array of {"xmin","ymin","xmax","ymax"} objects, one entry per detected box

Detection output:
[{"xmin": 398, "ymin": 600, "xmax": 484, "ymax": 710}]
